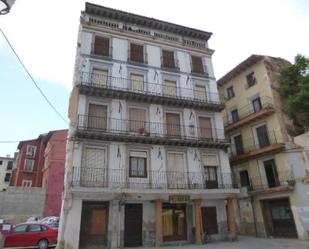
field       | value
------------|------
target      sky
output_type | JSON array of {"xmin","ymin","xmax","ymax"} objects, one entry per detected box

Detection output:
[{"xmin": 0, "ymin": 0, "xmax": 308, "ymax": 156}]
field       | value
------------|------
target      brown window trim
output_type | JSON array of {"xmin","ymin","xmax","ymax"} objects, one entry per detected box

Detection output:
[{"xmin": 129, "ymin": 156, "xmax": 147, "ymax": 178}]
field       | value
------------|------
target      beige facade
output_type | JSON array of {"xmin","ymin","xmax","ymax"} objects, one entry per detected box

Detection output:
[
  {"xmin": 218, "ymin": 55, "xmax": 309, "ymax": 240},
  {"xmin": 0, "ymin": 156, "xmax": 14, "ymax": 190}
]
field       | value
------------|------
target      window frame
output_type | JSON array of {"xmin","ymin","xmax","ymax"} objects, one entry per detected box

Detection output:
[
  {"xmin": 24, "ymin": 159, "xmax": 34, "ymax": 172},
  {"xmin": 129, "ymin": 151, "xmax": 148, "ymax": 178},
  {"xmin": 13, "ymin": 224, "xmax": 28, "ymax": 233},
  {"xmin": 129, "ymin": 42, "xmax": 146, "ymax": 63},
  {"xmin": 246, "ymin": 72, "xmax": 257, "ymax": 88},
  {"xmin": 226, "ymin": 86, "xmax": 235, "ymax": 100},
  {"xmin": 4, "ymin": 173, "xmax": 11, "ymax": 182},
  {"xmin": 22, "ymin": 180, "xmax": 32, "ymax": 187},
  {"xmin": 26, "ymin": 145, "xmax": 36, "ymax": 157},
  {"xmin": 92, "ymin": 35, "xmax": 111, "ymax": 57}
]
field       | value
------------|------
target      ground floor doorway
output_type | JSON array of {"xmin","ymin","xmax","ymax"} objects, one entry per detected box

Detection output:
[
  {"xmin": 162, "ymin": 204, "xmax": 187, "ymax": 242},
  {"xmin": 124, "ymin": 203, "xmax": 143, "ymax": 247},
  {"xmin": 261, "ymin": 198, "xmax": 297, "ymax": 238},
  {"xmin": 202, "ymin": 206, "xmax": 218, "ymax": 235}
]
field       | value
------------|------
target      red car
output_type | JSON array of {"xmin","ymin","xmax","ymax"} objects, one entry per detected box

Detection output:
[{"xmin": 4, "ymin": 223, "xmax": 57, "ymax": 249}]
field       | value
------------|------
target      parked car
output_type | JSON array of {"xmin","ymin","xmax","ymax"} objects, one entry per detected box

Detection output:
[
  {"xmin": 4, "ymin": 223, "xmax": 57, "ymax": 249},
  {"xmin": 40, "ymin": 216, "xmax": 60, "ymax": 228}
]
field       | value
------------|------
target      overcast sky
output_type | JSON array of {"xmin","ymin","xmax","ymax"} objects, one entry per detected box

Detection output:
[{"xmin": 0, "ymin": 0, "xmax": 308, "ymax": 156}]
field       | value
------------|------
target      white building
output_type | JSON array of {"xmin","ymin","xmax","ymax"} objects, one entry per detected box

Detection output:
[
  {"xmin": 58, "ymin": 3, "xmax": 239, "ymax": 249},
  {"xmin": 0, "ymin": 155, "xmax": 14, "ymax": 190}
]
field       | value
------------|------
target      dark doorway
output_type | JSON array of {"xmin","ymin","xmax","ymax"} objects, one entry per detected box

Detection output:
[
  {"xmin": 256, "ymin": 125, "xmax": 270, "ymax": 148},
  {"xmin": 262, "ymin": 198, "xmax": 297, "ymax": 238},
  {"xmin": 201, "ymin": 206, "xmax": 218, "ymax": 235},
  {"xmin": 124, "ymin": 204, "xmax": 143, "ymax": 247},
  {"xmin": 234, "ymin": 134, "xmax": 244, "ymax": 155},
  {"xmin": 263, "ymin": 159, "xmax": 279, "ymax": 188},
  {"xmin": 79, "ymin": 201, "xmax": 108, "ymax": 249},
  {"xmin": 162, "ymin": 204, "xmax": 187, "ymax": 241},
  {"xmin": 239, "ymin": 170, "xmax": 251, "ymax": 188}
]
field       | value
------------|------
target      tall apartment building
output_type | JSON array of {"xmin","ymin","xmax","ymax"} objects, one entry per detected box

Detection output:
[
  {"xmin": 218, "ymin": 55, "xmax": 309, "ymax": 240},
  {"xmin": 0, "ymin": 155, "xmax": 14, "ymax": 190},
  {"xmin": 58, "ymin": 3, "xmax": 239, "ymax": 249}
]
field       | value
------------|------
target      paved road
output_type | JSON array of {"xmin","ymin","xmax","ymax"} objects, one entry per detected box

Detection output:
[{"xmin": 136, "ymin": 236, "xmax": 309, "ymax": 249}]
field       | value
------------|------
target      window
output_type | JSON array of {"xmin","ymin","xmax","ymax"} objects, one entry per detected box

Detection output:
[
  {"xmin": 194, "ymin": 85, "xmax": 207, "ymax": 102},
  {"xmin": 233, "ymin": 134, "xmax": 244, "ymax": 155},
  {"xmin": 93, "ymin": 36, "xmax": 110, "ymax": 57},
  {"xmin": 129, "ymin": 108, "xmax": 147, "ymax": 133},
  {"xmin": 129, "ymin": 43, "xmax": 145, "ymax": 63},
  {"xmin": 164, "ymin": 80, "xmax": 177, "ymax": 97},
  {"xmin": 129, "ymin": 151, "xmax": 147, "ymax": 177},
  {"xmin": 252, "ymin": 97, "xmax": 262, "ymax": 113},
  {"xmin": 28, "ymin": 224, "xmax": 41, "ymax": 232},
  {"xmin": 4, "ymin": 173, "xmax": 11, "ymax": 182},
  {"xmin": 88, "ymin": 104, "xmax": 108, "ymax": 130},
  {"xmin": 198, "ymin": 116, "xmax": 213, "ymax": 139},
  {"xmin": 24, "ymin": 159, "xmax": 34, "ymax": 172},
  {"xmin": 263, "ymin": 159, "xmax": 279, "ymax": 188},
  {"xmin": 0, "ymin": 160, "xmax": 2, "ymax": 165},
  {"xmin": 26, "ymin": 145, "xmax": 36, "ymax": 157},
  {"xmin": 239, "ymin": 170, "xmax": 250, "ymax": 187},
  {"xmin": 226, "ymin": 86, "xmax": 235, "ymax": 99},
  {"xmin": 166, "ymin": 152, "xmax": 185, "ymax": 188},
  {"xmin": 91, "ymin": 69, "xmax": 108, "ymax": 87},
  {"xmin": 246, "ymin": 72, "xmax": 257, "ymax": 88},
  {"xmin": 22, "ymin": 180, "xmax": 32, "ymax": 187},
  {"xmin": 255, "ymin": 125, "xmax": 270, "ymax": 148},
  {"xmin": 166, "ymin": 113, "xmax": 181, "ymax": 137},
  {"xmin": 7, "ymin": 161, "xmax": 13, "ymax": 170},
  {"xmin": 162, "ymin": 50, "xmax": 176, "ymax": 68},
  {"xmin": 201, "ymin": 154, "xmax": 219, "ymax": 189},
  {"xmin": 130, "ymin": 74, "xmax": 144, "ymax": 92},
  {"xmin": 191, "ymin": 55, "xmax": 205, "ymax": 74},
  {"xmin": 13, "ymin": 225, "xmax": 28, "ymax": 233},
  {"xmin": 230, "ymin": 109, "xmax": 239, "ymax": 123}
]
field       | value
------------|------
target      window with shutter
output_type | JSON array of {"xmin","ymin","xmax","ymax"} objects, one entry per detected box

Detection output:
[
  {"xmin": 92, "ymin": 69, "xmax": 108, "ymax": 87},
  {"xmin": 88, "ymin": 104, "xmax": 107, "ymax": 130},
  {"xmin": 201, "ymin": 154, "xmax": 219, "ymax": 189},
  {"xmin": 130, "ymin": 43, "xmax": 144, "ymax": 62},
  {"xmin": 129, "ymin": 108, "xmax": 147, "ymax": 133},
  {"xmin": 24, "ymin": 159, "xmax": 34, "ymax": 172},
  {"xmin": 194, "ymin": 85, "xmax": 207, "ymax": 101},
  {"xmin": 191, "ymin": 55, "xmax": 204, "ymax": 74},
  {"xmin": 164, "ymin": 80, "xmax": 177, "ymax": 97},
  {"xmin": 130, "ymin": 74, "xmax": 144, "ymax": 92},
  {"xmin": 166, "ymin": 113, "xmax": 181, "ymax": 137},
  {"xmin": 129, "ymin": 151, "xmax": 147, "ymax": 177},
  {"xmin": 167, "ymin": 152, "xmax": 185, "ymax": 188},
  {"xmin": 94, "ymin": 36, "xmax": 110, "ymax": 57},
  {"xmin": 198, "ymin": 117, "xmax": 212, "ymax": 139},
  {"xmin": 162, "ymin": 50, "xmax": 175, "ymax": 68}
]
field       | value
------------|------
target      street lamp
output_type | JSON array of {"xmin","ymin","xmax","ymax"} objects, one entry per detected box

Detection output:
[{"xmin": 0, "ymin": 0, "xmax": 15, "ymax": 15}]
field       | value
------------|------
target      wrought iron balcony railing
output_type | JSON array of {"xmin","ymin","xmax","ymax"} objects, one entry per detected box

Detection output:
[
  {"xmin": 71, "ymin": 167, "xmax": 237, "ymax": 190},
  {"xmin": 223, "ymin": 96, "xmax": 274, "ymax": 127},
  {"xmin": 230, "ymin": 130, "xmax": 282, "ymax": 158},
  {"xmin": 78, "ymin": 73, "xmax": 223, "ymax": 110},
  {"xmin": 248, "ymin": 170, "xmax": 295, "ymax": 192},
  {"xmin": 76, "ymin": 115, "xmax": 228, "ymax": 148}
]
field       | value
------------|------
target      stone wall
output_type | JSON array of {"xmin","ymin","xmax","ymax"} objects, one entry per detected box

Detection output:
[{"xmin": 0, "ymin": 187, "xmax": 45, "ymax": 224}]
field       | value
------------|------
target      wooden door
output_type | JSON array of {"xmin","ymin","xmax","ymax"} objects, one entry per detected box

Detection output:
[
  {"xmin": 124, "ymin": 204, "xmax": 143, "ymax": 247},
  {"xmin": 166, "ymin": 113, "xmax": 181, "ymax": 137},
  {"xmin": 90, "ymin": 209, "xmax": 107, "ymax": 235},
  {"xmin": 202, "ymin": 206, "xmax": 218, "ymax": 235},
  {"xmin": 88, "ymin": 104, "xmax": 107, "ymax": 130},
  {"xmin": 199, "ymin": 117, "xmax": 213, "ymax": 139}
]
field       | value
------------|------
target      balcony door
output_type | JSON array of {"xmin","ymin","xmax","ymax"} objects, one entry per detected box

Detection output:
[
  {"xmin": 130, "ymin": 73, "xmax": 144, "ymax": 92},
  {"xmin": 91, "ymin": 69, "xmax": 108, "ymax": 87},
  {"xmin": 201, "ymin": 154, "xmax": 219, "ymax": 189},
  {"xmin": 252, "ymin": 97, "xmax": 262, "ymax": 113},
  {"xmin": 166, "ymin": 152, "xmax": 186, "ymax": 189},
  {"xmin": 198, "ymin": 116, "xmax": 213, "ymax": 139},
  {"xmin": 263, "ymin": 159, "xmax": 279, "ymax": 188},
  {"xmin": 164, "ymin": 80, "xmax": 177, "ymax": 98},
  {"xmin": 129, "ymin": 108, "xmax": 147, "ymax": 134},
  {"xmin": 194, "ymin": 85, "xmax": 207, "ymax": 102},
  {"xmin": 88, "ymin": 104, "xmax": 107, "ymax": 130},
  {"xmin": 166, "ymin": 113, "xmax": 181, "ymax": 137},
  {"xmin": 256, "ymin": 125, "xmax": 270, "ymax": 148},
  {"xmin": 233, "ymin": 134, "xmax": 244, "ymax": 155}
]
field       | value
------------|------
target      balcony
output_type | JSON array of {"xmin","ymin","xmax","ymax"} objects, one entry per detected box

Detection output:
[
  {"xmin": 230, "ymin": 130, "xmax": 284, "ymax": 164},
  {"xmin": 71, "ymin": 167, "xmax": 237, "ymax": 191},
  {"xmin": 75, "ymin": 115, "xmax": 229, "ymax": 149},
  {"xmin": 248, "ymin": 170, "xmax": 295, "ymax": 194},
  {"xmin": 78, "ymin": 73, "xmax": 224, "ymax": 111},
  {"xmin": 223, "ymin": 96, "xmax": 275, "ymax": 132}
]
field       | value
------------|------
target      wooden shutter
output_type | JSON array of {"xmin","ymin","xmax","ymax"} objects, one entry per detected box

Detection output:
[
  {"xmin": 198, "ymin": 117, "xmax": 212, "ymax": 139},
  {"xmin": 162, "ymin": 50, "xmax": 175, "ymax": 68},
  {"xmin": 166, "ymin": 113, "xmax": 181, "ymax": 136},
  {"xmin": 164, "ymin": 80, "xmax": 177, "ymax": 97},
  {"xmin": 130, "ymin": 74, "xmax": 144, "ymax": 91},
  {"xmin": 92, "ymin": 69, "xmax": 108, "ymax": 87},
  {"xmin": 88, "ymin": 104, "xmax": 107, "ymax": 129},
  {"xmin": 130, "ymin": 43, "xmax": 144, "ymax": 62},
  {"xmin": 94, "ymin": 36, "xmax": 110, "ymax": 56},
  {"xmin": 194, "ymin": 85, "xmax": 207, "ymax": 101},
  {"xmin": 191, "ymin": 55, "xmax": 204, "ymax": 74},
  {"xmin": 129, "ymin": 108, "xmax": 147, "ymax": 132},
  {"xmin": 167, "ymin": 153, "xmax": 185, "ymax": 188}
]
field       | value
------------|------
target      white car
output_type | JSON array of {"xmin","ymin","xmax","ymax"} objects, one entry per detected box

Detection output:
[{"xmin": 40, "ymin": 216, "xmax": 59, "ymax": 227}]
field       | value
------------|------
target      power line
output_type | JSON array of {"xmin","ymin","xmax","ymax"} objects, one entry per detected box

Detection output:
[{"xmin": 0, "ymin": 27, "xmax": 68, "ymax": 124}]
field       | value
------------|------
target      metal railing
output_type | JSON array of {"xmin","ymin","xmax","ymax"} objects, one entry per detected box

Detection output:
[
  {"xmin": 248, "ymin": 170, "xmax": 295, "ymax": 192},
  {"xmin": 223, "ymin": 96, "xmax": 274, "ymax": 126},
  {"xmin": 79, "ymin": 72, "xmax": 222, "ymax": 105},
  {"xmin": 77, "ymin": 115, "xmax": 226, "ymax": 142},
  {"xmin": 71, "ymin": 167, "xmax": 236, "ymax": 190},
  {"xmin": 230, "ymin": 130, "xmax": 280, "ymax": 157}
]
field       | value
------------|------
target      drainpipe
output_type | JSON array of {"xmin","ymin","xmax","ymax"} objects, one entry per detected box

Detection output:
[{"xmin": 250, "ymin": 196, "xmax": 258, "ymax": 237}]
